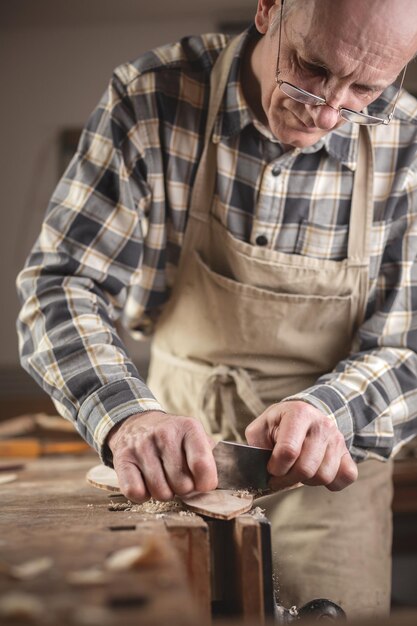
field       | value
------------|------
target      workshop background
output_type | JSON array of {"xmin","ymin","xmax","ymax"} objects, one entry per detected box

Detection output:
[{"xmin": 1, "ymin": 0, "xmax": 417, "ymax": 613}]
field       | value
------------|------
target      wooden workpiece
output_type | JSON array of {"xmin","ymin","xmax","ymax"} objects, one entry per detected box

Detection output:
[
  {"xmin": 0, "ymin": 455, "xmax": 273, "ymax": 626},
  {"xmin": 86, "ymin": 464, "xmax": 255, "ymax": 519}
]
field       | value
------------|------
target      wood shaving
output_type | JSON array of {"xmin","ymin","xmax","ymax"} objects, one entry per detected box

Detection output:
[
  {"xmin": 249, "ymin": 506, "xmax": 266, "ymax": 517},
  {"xmin": 178, "ymin": 510, "xmax": 196, "ymax": 517},
  {"xmin": 129, "ymin": 498, "xmax": 183, "ymax": 514},
  {"xmin": 108, "ymin": 501, "xmax": 131, "ymax": 511},
  {"xmin": 232, "ymin": 489, "xmax": 252, "ymax": 498},
  {"xmin": 67, "ymin": 568, "xmax": 109, "ymax": 586},
  {"xmin": 0, "ymin": 557, "xmax": 53, "ymax": 581},
  {"xmin": 0, "ymin": 474, "xmax": 17, "ymax": 486},
  {"xmin": 11, "ymin": 557, "xmax": 53, "ymax": 580},
  {"xmin": 108, "ymin": 498, "xmax": 183, "ymax": 514},
  {"xmin": 105, "ymin": 539, "xmax": 163, "ymax": 571}
]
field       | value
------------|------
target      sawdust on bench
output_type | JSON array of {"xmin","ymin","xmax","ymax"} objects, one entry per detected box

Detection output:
[{"xmin": 108, "ymin": 497, "xmax": 184, "ymax": 515}]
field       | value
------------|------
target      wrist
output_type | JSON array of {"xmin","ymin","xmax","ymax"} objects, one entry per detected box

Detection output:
[{"xmin": 106, "ymin": 409, "xmax": 167, "ymax": 452}]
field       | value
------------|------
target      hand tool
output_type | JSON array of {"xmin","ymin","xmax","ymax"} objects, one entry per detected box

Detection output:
[
  {"xmin": 213, "ymin": 440, "xmax": 272, "ymax": 492},
  {"xmin": 213, "ymin": 440, "xmax": 304, "ymax": 494}
]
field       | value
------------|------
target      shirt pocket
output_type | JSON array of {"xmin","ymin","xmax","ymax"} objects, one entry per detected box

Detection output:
[{"xmin": 295, "ymin": 220, "xmax": 348, "ymax": 261}]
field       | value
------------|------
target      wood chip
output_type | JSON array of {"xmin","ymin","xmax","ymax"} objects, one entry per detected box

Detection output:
[
  {"xmin": 67, "ymin": 568, "xmax": 109, "ymax": 586},
  {"xmin": 0, "ymin": 474, "xmax": 17, "ymax": 486},
  {"xmin": 249, "ymin": 506, "xmax": 267, "ymax": 518},
  {"xmin": 0, "ymin": 557, "xmax": 53, "ymax": 581},
  {"xmin": 105, "ymin": 541, "xmax": 162, "ymax": 571},
  {"xmin": 11, "ymin": 557, "xmax": 53, "ymax": 580}
]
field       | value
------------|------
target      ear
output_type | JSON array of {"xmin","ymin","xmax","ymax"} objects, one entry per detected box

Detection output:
[{"xmin": 254, "ymin": 0, "xmax": 280, "ymax": 35}]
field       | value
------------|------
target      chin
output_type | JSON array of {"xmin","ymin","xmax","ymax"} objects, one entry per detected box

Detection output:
[
  {"xmin": 271, "ymin": 125, "xmax": 324, "ymax": 148},
  {"xmin": 288, "ymin": 134, "xmax": 322, "ymax": 148},
  {"xmin": 267, "ymin": 108, "xmax": 327, "ymax": 148}
]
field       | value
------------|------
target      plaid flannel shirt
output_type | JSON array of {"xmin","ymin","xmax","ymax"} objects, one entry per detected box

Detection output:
[{"xmin": 17, "ymin": 27, "xmax": 417, "ymax": 463}]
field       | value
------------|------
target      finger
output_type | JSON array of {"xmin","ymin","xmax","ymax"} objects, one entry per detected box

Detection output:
[
  {"xmin": 137, "ymin": 446, "xmax": 175, "ymax": 501},
  {"xmin": 161, "ymin": 448, "xmax": 195, "ymax": 497},
  {"xmin": 113, "ymin": 458, "xmax": 150, "ymax": 503},
  {"xmin": 283, "ymin": 419, "xmax": 339, "ymax": 484},
  {"xmin": 267, "ymin": 414, "xmax": 311, "ymax": 477},
  {"xmin": 302, "ymin": 427, "xmax": 350, "ymax": 487},
  {"xmin": 245, "ymin": 413, "xmax": 275, "ymax": 448},
  {"xmin": 183, "ymin": 421, "xmax": 218, "ymax": 492},
  {"xmin": 302, "ymin": 441, "xmax": 343, "ymax": 487},
  {"xmin": 326, "ymin": 452, "xmax": 358, "ymax": 491},
  {"xmin": 149, "ymin": 424, "xmax": 196, "ymax": 496}
]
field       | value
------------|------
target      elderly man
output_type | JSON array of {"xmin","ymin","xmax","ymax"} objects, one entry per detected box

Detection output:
[{"xmin": 17, "ymin": 0, "xmax": 417, "ymax": 617}]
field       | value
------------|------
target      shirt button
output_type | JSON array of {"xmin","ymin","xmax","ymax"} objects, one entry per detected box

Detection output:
[
  {"xmin": 255, "ymin": 235, "xmax": 268, "ymax": 246},
  {"xmin": 272, "ymin": 166, "xmax": 281, "ymax": 176}
]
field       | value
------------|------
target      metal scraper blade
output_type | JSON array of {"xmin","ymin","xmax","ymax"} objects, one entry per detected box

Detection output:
[{"xmin": 213, "ymin": 440, "xmax": 272, "ymax": 492}]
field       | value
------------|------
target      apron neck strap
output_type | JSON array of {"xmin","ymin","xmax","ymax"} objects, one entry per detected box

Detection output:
[
  {"xmin": 347, "ymin": 126, "xmax": 374, "ymax": 263},
  {"xmin": 189, "ymin": 34, "xmax": 244, "ymax": 222}
]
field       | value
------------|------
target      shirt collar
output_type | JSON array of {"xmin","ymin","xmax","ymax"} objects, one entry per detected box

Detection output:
[{"xmin": 212, "ymin": 26, "xmax": 415, "ymax": 172}]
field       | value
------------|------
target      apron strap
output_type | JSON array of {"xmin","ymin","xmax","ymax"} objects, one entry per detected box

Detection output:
[
  {"xmin": 150, "ymin": 343, "xmax": 266, "ymax": 440},
  {"xmin": 198, "ymin": 364, "xmax": 266, "ymax": 441},
  {"xmin": 188, "ymin": 34, "xmax": 245, "ymax": 225},
  {"xmin": 347, "ymin": 126, "xmax": 374, "ymax": 264}
]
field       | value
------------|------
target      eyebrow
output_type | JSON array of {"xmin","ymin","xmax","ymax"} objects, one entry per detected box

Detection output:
[{"xmin": 299, "ymin": 53, "xmax": 387, "ymax": 93}]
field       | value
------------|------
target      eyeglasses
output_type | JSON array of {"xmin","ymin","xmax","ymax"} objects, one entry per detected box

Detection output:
[{"xmin": 275, "ymin": 0, "xmax": 407, "ymax": 126}]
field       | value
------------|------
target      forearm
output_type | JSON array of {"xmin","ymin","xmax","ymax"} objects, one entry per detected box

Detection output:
[{"xmin": 285, "ymin": 346, "xmax": 417, "ymax": 461}]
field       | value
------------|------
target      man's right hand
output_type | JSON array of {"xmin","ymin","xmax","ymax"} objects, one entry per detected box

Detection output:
[{"xmin": 106, "ymin": 410, "xmax": 218, "ymax": 503}]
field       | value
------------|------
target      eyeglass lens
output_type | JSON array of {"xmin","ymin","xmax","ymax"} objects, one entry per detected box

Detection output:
[{"xmin": 279, "ymin": 81, "xmax": 389, "ymax": 126}]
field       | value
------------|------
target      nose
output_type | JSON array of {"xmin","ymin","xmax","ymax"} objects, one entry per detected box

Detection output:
[{"xmin": 308, "ymin": 103, "xmax": 340, "ymax": 130}]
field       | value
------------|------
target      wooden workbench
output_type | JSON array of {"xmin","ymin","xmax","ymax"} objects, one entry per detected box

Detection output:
[
  {"xmin": 2, "ymin": 452, "xmax": 416, "ymax": 626},
  {"xmin": 0, "ymin": 454, "xmax": 274, "ymax": 626}
]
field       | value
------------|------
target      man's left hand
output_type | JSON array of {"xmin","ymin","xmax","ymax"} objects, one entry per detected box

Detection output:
[{"xmin": 245, "ymin": 400, "xmax": 358, "ymax": 491}]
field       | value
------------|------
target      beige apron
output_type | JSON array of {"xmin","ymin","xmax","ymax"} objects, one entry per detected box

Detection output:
[{"xmin": 147, "ymin": 35, "xmax": 392, "ymax": 617}]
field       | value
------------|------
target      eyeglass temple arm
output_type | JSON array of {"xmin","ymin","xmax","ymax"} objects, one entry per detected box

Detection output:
[
  {"xmin": 386, "ymin": 63, "xmax": 407, "ymax": 122},
  {"xmin": 275, "ymin": 0, "xmax": 285, "ymax": 81}
]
